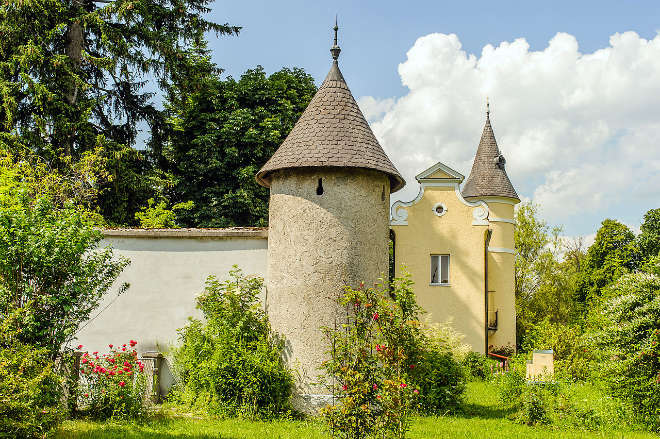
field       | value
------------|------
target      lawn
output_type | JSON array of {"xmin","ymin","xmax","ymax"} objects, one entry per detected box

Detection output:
[{"xmin": 55, "ymin": 382, "xmax": 656, "ymax": 439}]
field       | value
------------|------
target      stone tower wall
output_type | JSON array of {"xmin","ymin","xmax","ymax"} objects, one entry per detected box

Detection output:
[{"xmin": 266, "ymin": 167, "xmax": 390, "ymax": 410}]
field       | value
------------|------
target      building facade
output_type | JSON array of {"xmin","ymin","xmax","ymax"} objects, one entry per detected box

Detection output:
[{"xmin": 391, "ymin": 106, "xmax": 519, "ymax": 353}]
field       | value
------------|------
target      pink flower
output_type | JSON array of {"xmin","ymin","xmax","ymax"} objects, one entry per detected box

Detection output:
[
  {"xmin": 84, "ymin": 393, "xmax": 89, "ymax": 397},
  {"xmin": 342, "ymin": 385, "xmax": 348, "ymax": 391},
  {"xmin": 373, "ymin": 384, "xmax": 378, "ymax": 390},
  {"xmin": 413, "ymin": 389, "xmax": 419, "ymax": 395},
  {"xmin": 118, "ymin": 381, "xmax": 126, "ymax": 387},
  {"xmin": 81, "ymin": 358, "xmax": 88, "ymax": 364}
]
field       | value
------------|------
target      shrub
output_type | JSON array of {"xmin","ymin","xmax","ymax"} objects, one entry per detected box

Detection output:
[
  {"xmin": 0, "ymin": 195, "xmax": 129, "ymax": 358},
  {"xmin": 321, "ymin": 274, "xmax": 466, "ymax": 439},
  {"xmin": 0, "ymin": 315, "xmax": 64, "ymax": 439},
  {"xmin": 462, "ymin": 352, "xmax": 495, "ymax": 381},
  {"xmin": 598, "ymin": 262, "xmax": 660, "ymax": 431},
  {"xmin": 522, "ymin": 319, "xmax": 594, "ymax": 381},
  {"xmin": 321, "ymin": 275, "xmax": 420, "ymax": 439},
  {"xmin": 77, "ymin": 341, "xmax": 147, "ymax": 420},
  {"xmin": 414, "ymin": 348, "xmax": 466, "ymax": 413},
  {"xmin": 169, "ymin": 267, "xmax": 293, "ymax": 418}
]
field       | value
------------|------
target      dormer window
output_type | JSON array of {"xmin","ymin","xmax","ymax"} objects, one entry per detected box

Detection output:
[{"xmin": 430, "ymin": 254, "xmax": 450, "ymax": 285}]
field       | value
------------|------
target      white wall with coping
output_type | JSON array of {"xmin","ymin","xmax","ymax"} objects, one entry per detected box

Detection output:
[{"xmin": 74, "ymin": 228, "xmax": 268, "ymax": 358}]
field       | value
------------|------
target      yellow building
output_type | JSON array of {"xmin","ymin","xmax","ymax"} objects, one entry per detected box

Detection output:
[{"xmin": 391, "ymin": 106, "xmax": 519, "ymax": 353}]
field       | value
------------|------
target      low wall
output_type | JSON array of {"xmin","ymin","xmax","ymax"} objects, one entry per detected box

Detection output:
[{"xmin": 73, "ymin": 228, "xmax": 268, "ymax": 366}]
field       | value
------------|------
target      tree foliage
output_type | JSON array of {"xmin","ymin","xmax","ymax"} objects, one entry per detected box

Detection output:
[
  {"xmin": 0, "ymin": 151, "xmax": 128, "ymax": 357},
  {"xmin": 598, "ymin": 259, "xmax": 660, "ymax": 431},
  {"xmin": 160, "ymin": 63, "xmax": 316, "ymax": 227},
  {"xmin": 514, "ymin": 202, "xmax": 580, "ymax": 346},
  {"xmin": 577, "ymin": 219, "xmax": 639, "ymax": 302},
  {"xmin": 0, "ymin": 0, "xmax": 239, "ymax": 224}
]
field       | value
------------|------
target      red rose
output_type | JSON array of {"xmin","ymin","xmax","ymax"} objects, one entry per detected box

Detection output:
[
  {"xmin": 84, "ymin": 393, "xmax": 89, "ymax": 397},
  {"xmin": 373, "ymin": 384, "xmax": 378, "ymax": 390},
  {"xmin": 129, "ymin": 340, "xmax": 137, "ymax": 347},
  {"xmin": 372, "ymin": 312, "xmax": 379, "ymax": 321},
  {"xmin": 118, "ymin": 381, "xmax": 126, "ymax": 387},
  {"xmin": 109, "ymin": 344, "xmax": 113, "ymax": 349},
  {"xmin": 81, "ymin": 358, "xmax": 88, "ymax": 364},
  {"xmin": 117, "ymin": 370, "xmax": 123, "ymax": 375},
  {"xmin": 77, "ymin": 344, "xmax": 83, "ymax": 350},
  {"xmin": 409, "ymin": 364, "xmax": 415, "ymax": 369},
  {"xmin": 92, "ymin": 351, "xmax": 98, "ymax": 355},
  {"xmin": 399, "ymin": 383, "xmax": 407, "ymax": 388},
  {"xmin": 342, "ymin": 385, "xmax": 348, "ymax": 391}
]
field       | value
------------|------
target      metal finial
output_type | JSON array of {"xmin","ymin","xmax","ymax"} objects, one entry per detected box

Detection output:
[
  {"xmin": 330, "ymin": 16, "xmax": 341, "ymax": 61},
  {"xmin": 486, "ymin": 96, "xmax": 490, "ymax": 118}
]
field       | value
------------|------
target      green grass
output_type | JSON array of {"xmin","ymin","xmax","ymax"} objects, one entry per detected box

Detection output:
[{"xmin": 55, "ymin": 382, "xmax": 657, "ymax": 439}]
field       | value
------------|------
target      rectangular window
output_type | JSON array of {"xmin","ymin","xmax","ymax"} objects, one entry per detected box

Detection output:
[{"xmin": 430, "ymin": 254, "xmax": 450, "ymax": 285}]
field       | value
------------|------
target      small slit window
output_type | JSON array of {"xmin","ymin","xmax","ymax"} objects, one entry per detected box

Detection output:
[
  {"xmin": 430, "ymin": 254, "xmax": 450, "ymax": 285},
  {"xmin": 316, "ymin": 178, "xmax": 324, "ymax": 195}
]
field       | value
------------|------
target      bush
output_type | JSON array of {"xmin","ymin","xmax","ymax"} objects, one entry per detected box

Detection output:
[
  {"xmin": 522, "ymin": 319, "xmax": 594, "ymax": 381},
  {"xmin": 169, "ymin": 267, "xmax": 293, "ymax": 418},
  {"xmin": 598, "ymin": 262, "xmax": 660, "ymax": 431},
  {"xmin": 462, "ymin": 352, "xmax": 495, "ymax": 381},
  {"xmin": 77, "ymin": 341, "xmax": 147, "ymax": 420},
  {"xmin": 321, "ymin": 274, "xmax": 466, "ymax": 439},
  {"xmin": 414, "ymin": 348, "xmax": 466, "ymax": 413},
  {"xmin": 0, "ymin": 316, "xmax": 64, "ymax": 438}
]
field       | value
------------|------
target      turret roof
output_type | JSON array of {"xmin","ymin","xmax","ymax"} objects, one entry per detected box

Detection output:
[
  {"xmin": 462, "ymin": 106, "xmax": 519, "ymax": 200},
  {"xmin": 256, "ymin": 26, "xmax": 404, "ymax": 193}
]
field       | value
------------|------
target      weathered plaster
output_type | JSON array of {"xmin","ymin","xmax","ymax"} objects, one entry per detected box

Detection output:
[{"xmin": 266, "ymin": 168, "xmax": 390, "ymax": 410}]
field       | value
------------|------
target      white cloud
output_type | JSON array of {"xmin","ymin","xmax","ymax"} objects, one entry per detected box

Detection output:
[{"xmin": 364, "ymin": 31, "xmax": 660, "ymax": 236}]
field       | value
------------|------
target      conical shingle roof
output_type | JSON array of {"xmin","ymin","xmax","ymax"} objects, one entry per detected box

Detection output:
[
  {"xmin": 256, "ymin": 45, "xmax": 404, "ymax": 193},
  {"xmin": 462, "ymin": 110, "xmax": 519, "ymax": 200}
]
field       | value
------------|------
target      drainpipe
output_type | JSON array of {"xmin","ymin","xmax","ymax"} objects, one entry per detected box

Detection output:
[{"xmin": 484, "ymin": 229, "xmax": 493, "ymax": 355}]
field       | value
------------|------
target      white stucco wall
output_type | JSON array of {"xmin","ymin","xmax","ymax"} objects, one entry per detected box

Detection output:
[{"xmin": 73, "ymin": 229, "xmax": 268, "ymax": 356}]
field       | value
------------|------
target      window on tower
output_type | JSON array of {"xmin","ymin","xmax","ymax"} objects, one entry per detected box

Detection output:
[{"xmin": 430, "ymin": 254, "xmax": 450, "ymax": 285}]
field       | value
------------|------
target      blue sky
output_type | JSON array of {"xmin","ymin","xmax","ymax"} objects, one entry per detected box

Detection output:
[{"xmin": 204, "ymin": 1, "xmax": 660, "ymax": 239}]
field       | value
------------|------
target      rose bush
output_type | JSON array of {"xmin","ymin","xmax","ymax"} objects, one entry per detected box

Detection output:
[{"xmin": 77, "ymin": 340, "xmax": 147, "ymax": 420}]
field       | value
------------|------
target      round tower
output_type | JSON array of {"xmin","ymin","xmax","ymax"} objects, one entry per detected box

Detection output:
[
  {"xmin": 462, "ymin": 101, "xmax": 520, "ymax": 353},
  {"xmin": 256, "ymin": 24, "xmax": 404, "ymax": 411}
]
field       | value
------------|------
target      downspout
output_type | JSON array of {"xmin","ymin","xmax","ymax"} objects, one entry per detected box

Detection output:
[{"xmin": 484, "ymin": 229, "xmax": 493, "ymax": 355}]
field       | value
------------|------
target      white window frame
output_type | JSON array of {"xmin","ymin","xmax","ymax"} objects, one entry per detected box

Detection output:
[{"xmin": 430, "ymin": 254, "xmax": 450, "ymax": 286}]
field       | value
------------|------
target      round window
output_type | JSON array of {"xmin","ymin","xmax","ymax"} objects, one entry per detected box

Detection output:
[{"xmin": 432, "ymin": 202, "xmax": 448, "ymax": 217}]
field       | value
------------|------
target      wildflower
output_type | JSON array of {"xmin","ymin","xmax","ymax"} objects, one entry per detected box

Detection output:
[
  {"xmin": 413, "ymin": 389, "xmax": 419, "ymax": 394},
  {"xmin": 373, "ymin": 384, "xmax": 378, "ymax": 390},
  {"xmin": 372, "ymin": 312, "xmax": 379, "ymax": 321},
  {"xmin": 118, "ymin": 381, "xmax": 126, "ymax": 387}
]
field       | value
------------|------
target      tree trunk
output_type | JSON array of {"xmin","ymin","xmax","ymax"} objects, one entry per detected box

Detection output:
[{"xmin": 64, "ymin": 0, "xmax": 84, "ymax": 156}]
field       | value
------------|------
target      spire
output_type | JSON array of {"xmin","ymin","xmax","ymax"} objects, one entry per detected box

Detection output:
[
  {"xmin": 330, "ymin": 16, "xmax": 341, "ymax": 61},
  {"xmin": 461, "ymin": 102, "xmax": 519, "ymax": 201},
  {"xmin": 256, "ymin": 23, "xmax": 404, "ymax": 193}
]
